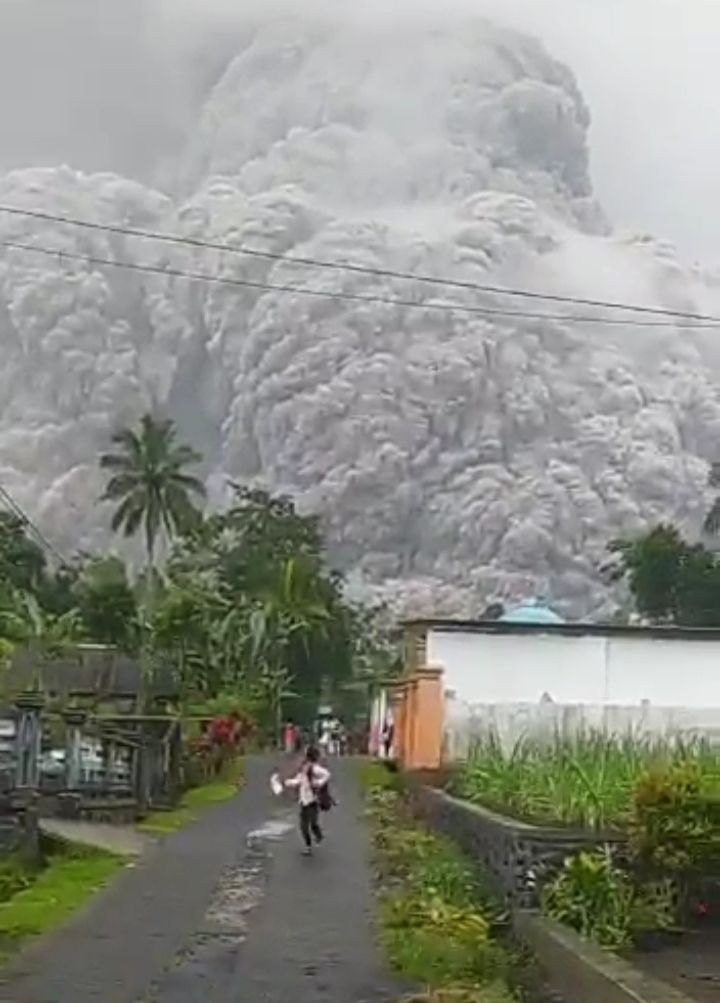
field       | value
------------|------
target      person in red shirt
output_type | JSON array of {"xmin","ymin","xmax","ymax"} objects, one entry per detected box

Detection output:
[{"xmin": 283, "ymin": 720, "xmax": 298, "ymax": 755}]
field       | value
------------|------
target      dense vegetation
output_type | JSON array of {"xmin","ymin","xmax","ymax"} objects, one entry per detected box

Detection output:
[
  {"xmin": 0, "ymin": 412, "xmax": 399, "ymax": 735},
  {"xmin": 361, "ymin": 762, "xmax": 516, "ymax": 1003},
  {"xmin": 450, "ymin": 733, "xmax": 720, "ymax": 831},
  {"xmin": 608, "ymin": 521, "xmax": 720, "ymax": 626},
  {"xmin": 451, "ymin": 735, "xmax": 719, "ymax": 948}
]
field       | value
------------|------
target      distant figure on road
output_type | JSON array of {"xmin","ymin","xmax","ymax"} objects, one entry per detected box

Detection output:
[
  {"xmin": 330, "ymin": 717, "xmax": 341, "ymax": 755},
  {"xmin": 318, "ymin": 719, "xmax": 332, "ymax": 755},
  {"xmin": 280, "ymin": 746, "xmax": 331, "ymax": 855},
  {"xmin": 283, "ymin": 720, "xmax": 298, "ymax": 755},
  {"xmin": 381, "ymin": 713, "xmax": 394, "ymax": 759}
]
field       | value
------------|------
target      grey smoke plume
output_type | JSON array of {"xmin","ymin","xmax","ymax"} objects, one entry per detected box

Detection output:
[{"xmin": 0, "ymin": 2, "xmax": 719, "ymax": 618}]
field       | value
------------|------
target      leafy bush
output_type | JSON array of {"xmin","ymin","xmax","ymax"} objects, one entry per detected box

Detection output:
[
  {"xmin": 384, "ymin": 892, "xmax": 490, "ymax": 943},
  {"xmin": 363, "ymin": 765, "xmax": 515, "ymax": 999},
  {"xmin": 542, "ymin": 849, "xmax": 677, "ymax": 950},
  {"xmin": 543, "ymin": 849, "xmax": 635, "ymax": 949},
  {"xmin": 630, "ymin": 761, "xmax": 720, "ymax": 880},
  {"xmin": 383, "ymin": 924, "xmax": 508, "ymax": 989},
  {"xmin": 412, "ymin": 847, "xmax": 486, "ymax": 910},
  {"xmin": 184, "ymin": 711, "xmax": 254, "ymax": 786}
]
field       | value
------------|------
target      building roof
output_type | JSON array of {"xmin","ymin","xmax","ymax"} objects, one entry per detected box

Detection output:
[
  {"xmin": 402, "ymin": 618, "xmax": 720, "ymax": 642},
  {"xmin": 499, "ymin": 599, "xmax": 564, "ymax": 625},
  {"xmin": 6, "ymin": 646, "xmax": 179, "ymax": 697}
]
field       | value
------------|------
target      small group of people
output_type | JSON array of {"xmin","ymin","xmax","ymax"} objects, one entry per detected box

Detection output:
[
  {"xmin": 317, "ymin": 716, "xmax": 348, "ymax": 756},
  {"xmin": 272, "ymin": 744, "xmax": 333, "ymax": 855},
  {"xmin": 282, "ymin": 717, "xmax": 349, "ymax": 757}
]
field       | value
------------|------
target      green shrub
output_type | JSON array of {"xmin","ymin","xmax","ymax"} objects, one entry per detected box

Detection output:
[
  {"xmin": 382, "ymin": 924, "xmax": 508, "ymax": 989},
  {"xmin": 383, "ymin": 891, "xmax": 490, "ymax": 943},
  {"xmin": 630, "ymin": 761, "xmax": 720, "ymax": 880},
  {"xmin": 543, "ymin": 849, "xmax": 635, "ymax": 949},
  {"xmin": 542, "ymin": 849, "xmax": 677, "ymax": 950},
  {"xmin": 364, "ymin": 767, "xmax": 515, "ymax": 999},
  {"xmin": 412, "ymin": 848, "xmax": 483, "ymax": 908}
]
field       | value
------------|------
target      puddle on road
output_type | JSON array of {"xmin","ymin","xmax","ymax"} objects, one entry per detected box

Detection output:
[
  {"xmin": 140, "ymin": 811, "xmax": 294, "ymax": 1002},
  {"xmin": 247, "ymin": 818, "xmax": 294, "ymax": 841},
  {"xmin": 202, "ymin": 811, "xmax": 294, "ymax": 935}
]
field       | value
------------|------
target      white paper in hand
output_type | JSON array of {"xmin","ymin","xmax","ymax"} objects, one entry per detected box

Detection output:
[{"xmin": 270, "ymin": 773, "xmax": 283, "ymax": 797}]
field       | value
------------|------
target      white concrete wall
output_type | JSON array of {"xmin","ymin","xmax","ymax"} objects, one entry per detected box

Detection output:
[{"xmin": 429, "ymin": 628, "xmax": 720, "ymax": 757}]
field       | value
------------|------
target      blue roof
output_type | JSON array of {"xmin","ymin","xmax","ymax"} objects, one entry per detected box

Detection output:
[{"xmin": 500, "ymin": 600, "xmax": 564, "ymax": 625}]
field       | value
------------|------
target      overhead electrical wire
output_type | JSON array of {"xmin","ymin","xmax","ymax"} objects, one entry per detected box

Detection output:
[
  {"xmin": 0, "ymin": 237, "xmax": 718, "ymax": 329},
  {"xmin": 0, "ymin": 208, "xmax": 710, "ymax": 568},
  {"xmin": 0, "ymin": 203, "xmax": 717, "ymax": 325},
  {"xmin": 0, "ymin": 482, "xmax": 67, "ymax": 565}
]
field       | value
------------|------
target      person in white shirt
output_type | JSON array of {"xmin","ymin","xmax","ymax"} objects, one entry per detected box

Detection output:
[
  {"xmin": 281, "ymin": 746, "xmax": 331, "ymax": 855},
  {"xmin": 318, "ymin": 720, "xmax": 331, "ymax": 754}
]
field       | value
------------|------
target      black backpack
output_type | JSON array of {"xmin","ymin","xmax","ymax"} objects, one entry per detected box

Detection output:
[
  {"xmin": 308, "ymin": 764, "xmax": 334, "ymax": 812},
  {"xmin": 317, "ymin": 781, "xmax": 334, "ymax": 812}
]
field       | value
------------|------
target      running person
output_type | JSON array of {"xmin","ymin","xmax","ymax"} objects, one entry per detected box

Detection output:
[{"xmin": 282, "ymin": 746, "xmax": 331, "ymax": 855}]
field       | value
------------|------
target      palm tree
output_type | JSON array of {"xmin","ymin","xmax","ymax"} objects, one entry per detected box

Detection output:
[{"xmin": 100, "ymin": 413, "xmax": 206, "ymax": 577}]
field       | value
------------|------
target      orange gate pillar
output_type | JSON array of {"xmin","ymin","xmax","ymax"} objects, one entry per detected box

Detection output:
[
  {"xmin": 404, "ymin": 677, "xmax": 419, "ymax": 768},
  {"xmin": 405, "ymin": 665, "xmax": 444, "ymax": 770}
]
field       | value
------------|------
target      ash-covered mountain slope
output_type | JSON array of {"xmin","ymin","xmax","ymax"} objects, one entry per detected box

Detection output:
[{"xmin": 1, "ymin": 9, "xmax": 719, "ymax": 617}]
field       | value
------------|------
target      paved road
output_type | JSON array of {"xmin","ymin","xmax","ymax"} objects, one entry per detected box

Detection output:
[{"xmin": 0, "ymin": 758, "xmax": 405, "ymax": 1003}]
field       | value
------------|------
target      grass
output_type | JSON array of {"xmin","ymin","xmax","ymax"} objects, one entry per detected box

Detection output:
[
  {"xmin": 361, "ymin": 762, "xmax": 516, "ymax": 1003},
  {"xmin": 138, "ymin": 758, "xmax": 245, "ymax": 834},
  {"xmin": 449, "ymin": 733, "xmax": 720, "ymax": 830},
  {"xmin": 0, "ymin": 844, "xmax": 123, "ymax": 960}
]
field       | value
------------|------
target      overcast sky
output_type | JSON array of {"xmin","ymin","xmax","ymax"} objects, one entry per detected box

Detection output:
[{"xmin": 0, "ymin": 0, "xmax": 717, "ymax": 261}]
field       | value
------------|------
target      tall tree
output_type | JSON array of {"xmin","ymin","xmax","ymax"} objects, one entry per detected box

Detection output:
[
  {"xmin": 100, "ymin": 413, "xmax": 206, "ymax": 576},
  {"xmin": 74, "ymin": 556, "xmax": 139, "ymax": 650},
  {"xmin": 162, "ymin": 485, "xmax": 355, "ymax": 716},
  {"xmin": 608, "ymin": 523, "xmax": 720, "ymax": 626}
]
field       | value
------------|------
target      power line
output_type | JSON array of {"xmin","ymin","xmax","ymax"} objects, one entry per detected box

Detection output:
[
  {"xmin": 0, "ymin": 482, "xmax": 67, "ymax": 565},
  {"xmin": 1, "ymin": 237, "xmax": 718, "ymax": 328},
  {"xmin": 0, "ymin": 203, "xmax": 717, "ymax": 325}
]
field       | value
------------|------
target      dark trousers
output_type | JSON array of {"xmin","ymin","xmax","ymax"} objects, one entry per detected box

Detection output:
[{"xmin": 299, "ymin": 802, "xmax": 323, "ymax": 847}]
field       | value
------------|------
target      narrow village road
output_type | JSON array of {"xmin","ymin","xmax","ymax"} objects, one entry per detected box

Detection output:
[{"xmin": 0, "ymin": 758, "xmax": 405, "ymax": 1003}]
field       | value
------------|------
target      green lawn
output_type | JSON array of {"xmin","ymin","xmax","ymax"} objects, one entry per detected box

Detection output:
[
  {"xmin": 138, "ymin": 760, "xmax": 244, "ymax": 835},
  {"xmin": 0, "ymin": 846, "xmax": 124, "ymax": 960}
]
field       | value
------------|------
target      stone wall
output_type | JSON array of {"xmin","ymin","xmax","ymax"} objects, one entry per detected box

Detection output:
[
  {"xmin": 412, "ymin": 782, "xmax": 701, "ymax": 1003},
  {"xmin": 414, "ymin": 785, "xmax": 624, "ymax": 909}
]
